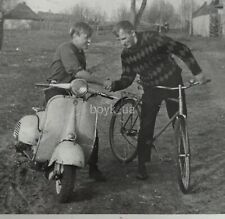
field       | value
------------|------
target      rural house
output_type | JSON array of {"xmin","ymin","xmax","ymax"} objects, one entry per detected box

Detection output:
[
  {"xmin": 192, "ymin": 0, "xmax": 224, "ymax": 37},
  {"xmin": 4, "ymin": 2, "xmax": 42, "ymax": 30}
]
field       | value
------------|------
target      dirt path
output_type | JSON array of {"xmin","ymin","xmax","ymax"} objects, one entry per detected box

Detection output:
[{"xmin": 1, "ymin": 32, "xmax": 225, "ymax": 214}]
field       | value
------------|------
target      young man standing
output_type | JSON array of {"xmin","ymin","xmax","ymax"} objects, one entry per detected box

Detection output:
[
  {"xmin": 104, "ymin": 20, "xmax": 207, "ymax": 180},
  {"xmin": 46, "ymin": 22, "xmax": 106, "ymax": 182}
]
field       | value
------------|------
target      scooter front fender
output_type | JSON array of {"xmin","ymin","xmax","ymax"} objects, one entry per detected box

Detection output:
[{"xmin": 48, "ymin": 141, "xmax": 85, "ymax": 168}]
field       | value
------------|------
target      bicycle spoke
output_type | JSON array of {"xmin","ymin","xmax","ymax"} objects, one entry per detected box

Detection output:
[
  {"xmin": 109, "ymin": 98, "xmax": 140, "ymax": 163},
  {"xmin": 175, "ymin": 118, "xmax": 190, "ymax": 193},
  {"xmin": 121, "ymin": 133, "xmax": 137, "ymax": 148}
]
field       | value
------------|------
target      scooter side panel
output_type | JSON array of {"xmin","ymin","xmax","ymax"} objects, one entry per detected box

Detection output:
[
  {"xmin": 14, "ymin": 115, "xmax": 40, "ymax": 145},
  {"xmin": 35, "ymin": 96, "xmax": 76, "ymax": 162},
  {"xmin": 75, "ymin": 100, "xmax": 97, "ymax": 156}
]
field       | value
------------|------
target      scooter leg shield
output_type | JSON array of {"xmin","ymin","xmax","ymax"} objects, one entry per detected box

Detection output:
[{"xmin": 48, "ymin": 141, "xmax": 85, "ymax": 168}]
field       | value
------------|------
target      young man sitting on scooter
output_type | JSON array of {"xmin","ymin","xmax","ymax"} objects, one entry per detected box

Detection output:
[{"xmin": 45, "ymin": 22, "xmax": 106, "ymax": 182}]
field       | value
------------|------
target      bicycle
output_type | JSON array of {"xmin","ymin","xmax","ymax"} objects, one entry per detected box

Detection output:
[{"xmin": 109, "ymin": 80, "xmax": 209, "ymax": 193}]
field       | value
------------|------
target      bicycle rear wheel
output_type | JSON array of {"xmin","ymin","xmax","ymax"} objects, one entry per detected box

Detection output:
[
  {"xmin": 174, "ymin": 116, "xmax": 191, "ymax": 193},
  {"xmin": 109, "ymin": 98, "xmax": 140, "ymax": 163}
]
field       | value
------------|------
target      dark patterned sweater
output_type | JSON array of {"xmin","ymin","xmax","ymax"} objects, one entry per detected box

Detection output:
[{"xmin": 111, "ymin": 31, "xmax": 202, "ymax": 92}]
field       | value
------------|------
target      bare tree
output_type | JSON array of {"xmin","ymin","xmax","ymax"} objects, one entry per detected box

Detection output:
[
  {"xmin": 115, "ymin": 0, "xmax": 147, "ymax": 27},
  {"xmin": 70, "ymin": 4, "xmax": 106, "ymax": 25},
  {"xmin": 130, "ymin": 0, "xmax": 147, "ymax": 28},
  {"xmin": 144, "ymin": 0, "xmax": 177, "ymax": 25},
  {"xmin": 144, "ymin": 1, "xmax": 161, "ymax": 24},
  {"xmin": 116, "ymin": 4, "xmax": 130, "ymax": 21},
  {"xmin": 178, "ymin": 0, "xmax": 200, "ymax": 33},
  {"xmin": 70, "ymin": 4, "xmax": 86, "ymax": 22}
]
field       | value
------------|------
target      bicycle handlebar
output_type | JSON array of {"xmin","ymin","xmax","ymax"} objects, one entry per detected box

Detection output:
[
  {"xmin": 88, "ymin": 87, "xmax": 119, "ymax": 100},
  {"xmin": 154, "ymin": 79, "xmax": 211, "ymax": 91}
]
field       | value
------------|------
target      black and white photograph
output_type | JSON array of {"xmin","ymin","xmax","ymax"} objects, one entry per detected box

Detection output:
[{"xmin": 0, "ymin": 0, "xmax": 224, "ymax": 215}]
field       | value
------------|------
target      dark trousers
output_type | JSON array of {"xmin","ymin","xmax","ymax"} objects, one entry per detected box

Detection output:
[
  {"xmin": 44, "ymin": 87, "xmax": 99, "ymax": 166},
  {"xmin": 137, "ymin": 76, "xmax": 187, "ymax": 168},
  {"xmin": 88, "ymin": 132, "xmax": 99, "ymax": 166}
]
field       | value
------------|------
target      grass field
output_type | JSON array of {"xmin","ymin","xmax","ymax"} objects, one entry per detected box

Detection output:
[{"xmin": 1, "ymin": 29, "xmax": 225, "ymax": 214}]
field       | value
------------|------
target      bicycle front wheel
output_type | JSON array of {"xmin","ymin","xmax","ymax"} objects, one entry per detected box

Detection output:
[
  {"xmin": 109, "ymin": 98, "xmax": 140, "ymax": 163},
  {"xmin": 174, "ymin": 116, "xmax": 191, "ymax": 193}
]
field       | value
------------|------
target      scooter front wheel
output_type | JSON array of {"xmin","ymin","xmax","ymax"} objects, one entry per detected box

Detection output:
[{"xmin": 55, "ymin": 165, "xmax": 76, "ymax": 203}]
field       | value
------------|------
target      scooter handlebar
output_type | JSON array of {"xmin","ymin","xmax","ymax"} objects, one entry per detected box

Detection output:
[
  {"xmin": 88, "ymin": 87, "xmax": 119, "ymax": 100},
  {"xmin": 35, "ymin": 80, "xmax": 119, "ymax": 100},
  {"xmin": 35, "ymin": 83, "xmax": 50, "ymax": 88},
  {"xmin": 35, "ymin": 83, "xmax": 71, "ymax": 89}
]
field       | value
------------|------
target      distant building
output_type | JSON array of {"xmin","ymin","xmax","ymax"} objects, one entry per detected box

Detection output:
[
  {"xmin": 4, "ymin": 2, "xmax": 42, "ymax": 30},
  {"xmin": 218, "ymin": 0, "xmax": 225, "ymax": 36},
  {"xmin": 192, "ymin": 0, "xmax": 224, "ymax": 37}
]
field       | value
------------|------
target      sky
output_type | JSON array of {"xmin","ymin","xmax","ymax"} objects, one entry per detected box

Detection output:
[{"xmin": 24, "ymin": 0, "xmax": 212, "ymax": 18}]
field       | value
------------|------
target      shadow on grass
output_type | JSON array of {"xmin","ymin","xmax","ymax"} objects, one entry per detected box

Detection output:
[{"xmin": 70, "ymin": 183, "xmax": 97, "ymax": 203}]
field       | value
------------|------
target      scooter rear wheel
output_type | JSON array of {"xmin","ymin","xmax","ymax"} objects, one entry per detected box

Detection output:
[{"xmin": 55, "ymin": 165, "xmax": 76, "ymax": 203}]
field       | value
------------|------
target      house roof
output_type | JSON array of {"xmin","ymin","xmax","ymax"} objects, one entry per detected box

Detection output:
[
  {"xmin": 4, "ymin": 2, "xmax": 42, "ymax": 21},
  {"xmin": 193, "ymin": 1, "xmax": 218, "ymax": 18}
]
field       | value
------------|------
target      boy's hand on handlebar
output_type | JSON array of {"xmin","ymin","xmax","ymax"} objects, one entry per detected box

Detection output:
[
  {"xmin": 76, "ymin": 70, "xmax": 92, "ymax": 79},
  {"xmin": 49, "ymin": 80, "xmax": 57, "ymax": 84}
]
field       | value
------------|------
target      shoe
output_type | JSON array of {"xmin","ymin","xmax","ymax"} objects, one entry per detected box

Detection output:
[
  {"xmin": 89, "ymin": 165, "xmax": 106, "ymax": 182},
  {"xmin": 136, "ymin": 172, "xmax": 148, "ymax": 180},
  {"xmin": 136, "ymin": 164, "xmax": 148, "ymax": 180}
]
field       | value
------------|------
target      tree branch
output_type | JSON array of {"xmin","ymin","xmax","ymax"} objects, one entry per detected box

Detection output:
[
  {"xmin": 130, "ymin": 0, "xmax": 136, "ymax": 14},
  {"xmin": 133, "ymin": 0, "xmax": 147, "ymax": 27},
  {"xmin": 137, "ymin": 0, "xmax": 147, "ymax": 18}
]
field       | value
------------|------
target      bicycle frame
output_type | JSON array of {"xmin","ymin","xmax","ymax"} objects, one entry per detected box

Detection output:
[
  {"xmin": 121, "ymin": 82, "xmax": 199, "ymax": 145},
  {"xmin": 110, "ymin": 79, "xmax": 209, "ymax": 192},
  {"xmin": 152, "ymin": 84, "xmax": 185, "ymax": 143}
]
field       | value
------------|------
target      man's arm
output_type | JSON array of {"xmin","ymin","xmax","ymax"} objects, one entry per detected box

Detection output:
[
  {"xmin": 159, "ymin": 35, "xmax": 202, "ymax": 76},
  {"xmin": 157, "ymin": 34, "xmax": 208, "ymax": 84},
  {"xmin": 108, "ymin": 56, "xmax": 137, "ymax": 92},
  {"xmin": 76, "ymin": 70, "xmax": 104, "ymax": 86}
]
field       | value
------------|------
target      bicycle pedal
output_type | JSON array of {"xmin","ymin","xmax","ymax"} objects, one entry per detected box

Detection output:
[{"xmin": 127, "ymin": 130, "xmax": 138, "ymax": 136}]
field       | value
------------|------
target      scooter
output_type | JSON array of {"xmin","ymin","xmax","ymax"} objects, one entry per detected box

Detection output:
[{"xmin": 13, "ymin": 78, "xmax": 116, "ymax": 203}]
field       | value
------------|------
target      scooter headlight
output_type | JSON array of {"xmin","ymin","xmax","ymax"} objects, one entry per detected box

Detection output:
[{"xmin": 71, "ymin": 79, "xmax": 88, "ymax": 97}]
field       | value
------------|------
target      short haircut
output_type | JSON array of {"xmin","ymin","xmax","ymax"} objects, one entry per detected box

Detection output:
[
  {"xmin": 112, "ymin": 20, "xmax": 135, "ymax": 37},
  {"xmin": 69, "ymin": 22, "xmax": 93, "ymax": 38}
]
